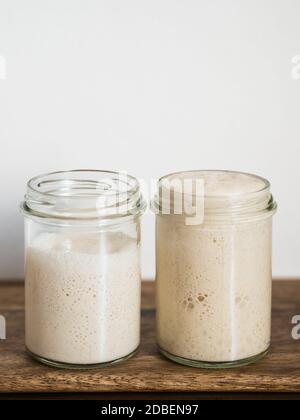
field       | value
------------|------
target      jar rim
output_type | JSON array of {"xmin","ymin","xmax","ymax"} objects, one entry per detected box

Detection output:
[
  {"xmin": 158, "ymin": 170, "xmax": 271, "ymax": 198},
  {"xmin": 22, "ymin": 169, "xmax": 146, "ymax": 223},
  {"xmin": 27, "ymin": 169, "xmax": 140, "ymax": 196},
  {"xmin": 152, "ymin": 170, "xmax": 277, "ymax": 224}
]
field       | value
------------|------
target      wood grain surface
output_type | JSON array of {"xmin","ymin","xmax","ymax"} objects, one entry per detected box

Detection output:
[{"xmin": 0, "ymin": 280, "xmax": 300, "ymax": 395}]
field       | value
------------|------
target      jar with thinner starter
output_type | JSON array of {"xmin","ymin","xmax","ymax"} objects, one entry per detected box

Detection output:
[
  {"xmin": 21, "ymin": 170, "xmax": 146, "ymax": 369},
  {"xmin": 153, "ymin": 170, "xmax": 277, "ymax": 368}
]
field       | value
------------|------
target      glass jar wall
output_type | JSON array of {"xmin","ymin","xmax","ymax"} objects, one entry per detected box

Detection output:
[
  {"xmin": 21, "ymin": 170, "xmax": 145, "ymax": 369},
  {"xmin": 153, "ymin": 170, "xmax": 277, "ymax": 368}
]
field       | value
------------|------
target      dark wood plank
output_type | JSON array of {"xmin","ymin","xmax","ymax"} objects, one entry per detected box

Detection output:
[{"xmin": 0, "ymin": 280, "xmax": 300, "ymax": 394}]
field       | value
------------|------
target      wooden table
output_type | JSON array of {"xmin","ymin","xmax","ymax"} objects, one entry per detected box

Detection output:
[{"xmin": 0, "ymin": 280, "xmax": 300, "ymax": 400}]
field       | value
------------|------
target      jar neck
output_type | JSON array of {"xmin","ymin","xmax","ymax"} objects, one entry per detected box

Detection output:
[
  {"xmin": 21, "ymin": 170, "xmax": 146, "ymax": 224},
  {"xmin": 152, "ymin": 170, "xmax": 277, "ymax": 225}
]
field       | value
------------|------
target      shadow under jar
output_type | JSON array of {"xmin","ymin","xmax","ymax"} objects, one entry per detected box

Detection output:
[
  {"xmin": 153, "ymin": 170, "xmax": 277, "ymax": 369},
  {"xmin": 21, "ymin": 170, "xmax": 146, "ymax": 369}
]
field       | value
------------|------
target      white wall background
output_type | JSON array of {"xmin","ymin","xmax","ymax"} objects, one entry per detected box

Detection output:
[{"xmin": 0, "ymin": 0, "xmax": 299, "ymax": 279}]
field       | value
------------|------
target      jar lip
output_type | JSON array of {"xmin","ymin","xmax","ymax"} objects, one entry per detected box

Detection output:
[
  {"xmin": 152, "ymin": 169, "xmax": 276, "ymax": 224},
  {"xmin": 27, "ymin": 169, "xmax": 140, "ymax": 199},
  {"xmin": 158, "ymin": 170, "xmax": 271, "ymax": 198},
  {"xmin": 22, "ymin": 169, "xmax": 146, "ymax": 222}
]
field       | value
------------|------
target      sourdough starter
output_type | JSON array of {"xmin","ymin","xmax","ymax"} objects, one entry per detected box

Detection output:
[
  {"xmin": 25, "ymin": 231, "xmax": 141, "ymax": 365},
  {"xmin": 156, "ymin": 171, "xmax": 273, "ymax": 363}
]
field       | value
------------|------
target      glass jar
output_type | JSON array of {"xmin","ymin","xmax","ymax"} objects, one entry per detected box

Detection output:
[
  {"xmin": 153, "ymin": 170, "xmax": 277, "ymax": 369},
  {"xmin": 21, "ymin": 170, "xmax": 146, "ymax": 369}
]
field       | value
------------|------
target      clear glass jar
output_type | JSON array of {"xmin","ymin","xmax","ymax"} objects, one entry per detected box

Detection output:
[
  {"xmin": 153, "ymin": 170, "xmax": 277, "ymax": 369},
  {"xmin": 21, "ymin": 170, "xmax": 146, "ymax": 369}
]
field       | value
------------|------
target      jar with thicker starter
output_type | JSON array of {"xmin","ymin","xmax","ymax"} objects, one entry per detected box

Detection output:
[
  {"xmin": 153, "ymin": 170, "xmax": 277, "ymax": 368},
  {"xmin": 21, "ymin": 170, "xmax": 146, "ymax": 369}
]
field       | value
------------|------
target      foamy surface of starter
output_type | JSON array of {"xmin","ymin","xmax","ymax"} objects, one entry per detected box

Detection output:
[{"xmin": 164, "ymin": 171, "xmax": 267, "ymax": 196}]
